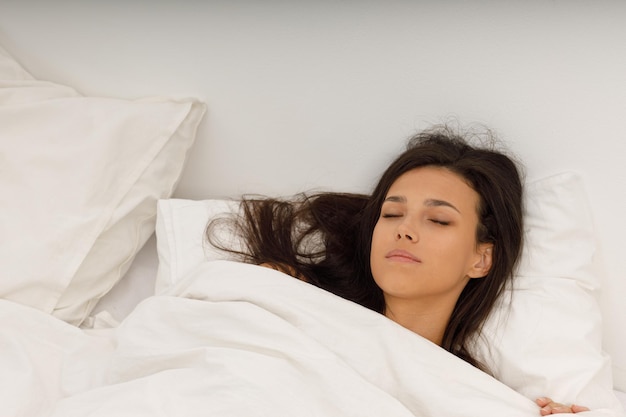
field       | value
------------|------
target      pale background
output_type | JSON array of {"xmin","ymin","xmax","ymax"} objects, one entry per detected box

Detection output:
[{"xmin": 1, "ymin": 0, "xmax": 624, "ymax": 390}]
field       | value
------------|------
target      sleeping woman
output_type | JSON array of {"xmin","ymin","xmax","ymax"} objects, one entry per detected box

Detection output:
[{"xmin": 207, "ymin": 125, "xmax": 589, "ymax": 415}]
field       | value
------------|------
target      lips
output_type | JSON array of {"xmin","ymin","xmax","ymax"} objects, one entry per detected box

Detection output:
[{"xmin": 385, "ymin": 249, "xmax": 421, "ymax": 263}]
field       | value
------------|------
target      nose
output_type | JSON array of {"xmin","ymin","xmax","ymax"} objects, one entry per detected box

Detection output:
[
  {"xmin": 395, "ymin": 220, "xmax": 418, "ymax": 242},
  {"xmin": 396, "ymin": 232, "xmax": 416, "ymax": 241}
]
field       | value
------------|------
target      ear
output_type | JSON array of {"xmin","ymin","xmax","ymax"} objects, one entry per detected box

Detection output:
[{"xmin": 467, "ymin": 243, "xmax": 493, "ymax": 279}]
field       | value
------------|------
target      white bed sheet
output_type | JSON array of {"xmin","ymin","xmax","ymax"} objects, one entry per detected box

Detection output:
[
  {"xmin": 92, "ymin": 238, "xmax": 626, "ymax": 414},
  {"xmin": 4, "ymin": 260, "xmax": 624, "ymax": 416}
]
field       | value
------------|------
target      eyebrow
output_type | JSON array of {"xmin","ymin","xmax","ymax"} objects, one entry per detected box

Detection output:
[{"xmin": 383, "ymin": 196, "xmax": 461, "ymax": 213}]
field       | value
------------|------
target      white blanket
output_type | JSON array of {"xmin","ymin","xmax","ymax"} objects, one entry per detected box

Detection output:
[{"xmin": 0, "ymin": 261, "xmax": 619, "ymax": 416}]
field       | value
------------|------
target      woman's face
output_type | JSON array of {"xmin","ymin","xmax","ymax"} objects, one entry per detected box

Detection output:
[{"xmin": 370, "ymin": 166, "xmax": 492, "ymax": 311}]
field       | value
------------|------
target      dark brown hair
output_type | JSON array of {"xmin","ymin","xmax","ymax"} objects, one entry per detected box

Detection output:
[{"xmin": 207, "ymin": 125, "xmax": 524, "ymax": 370}]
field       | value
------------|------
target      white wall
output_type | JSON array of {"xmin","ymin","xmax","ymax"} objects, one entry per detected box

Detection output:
[{"xmin": 1, "ymin": 0, "xmax": 625, "ymax": 389}]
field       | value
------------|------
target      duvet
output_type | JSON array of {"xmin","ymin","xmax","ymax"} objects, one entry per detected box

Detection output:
[{"xmin": 0, "ymin": 261, "xmax": 616, "ymax": 416}]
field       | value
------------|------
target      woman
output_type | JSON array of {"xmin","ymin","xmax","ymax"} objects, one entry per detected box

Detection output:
[{"xmin": 207, "ymin": 125, "xmax": 588, "ymax": 415}]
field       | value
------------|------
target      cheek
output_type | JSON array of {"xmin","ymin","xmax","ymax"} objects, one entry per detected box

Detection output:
[
  {"xmin": 370, "ymin": 222, "xmax": 387, "ymax": 254},
  {"xmin": 420, "ymin": 229, "xmax": 476, "ymax": 269},
  {"xmin": 436, "ymin": 231, "xmax": 479, "ymax": 268},
  {"xmin": 435, "ymin": 233, "xmax": 468, "ymax": 252},
  {"xmin": 369, "ymin": 223, "xmax": 385, "ymax": 271}
]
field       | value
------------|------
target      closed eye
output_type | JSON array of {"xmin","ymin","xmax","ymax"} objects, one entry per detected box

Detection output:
[
  {"xmin": 429, "ymin": 219, "xmax": 450, "ymax": 226},
  {"xmin": 381, "ymin": 213, "xmax": 402, "ymax": 218}
]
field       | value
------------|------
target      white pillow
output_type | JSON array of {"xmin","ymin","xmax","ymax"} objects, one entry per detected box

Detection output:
[
  {"xmin": 0, "ymin": 45, "xmax": 206, "ymax": 325},
  {"xmin": 154, "ymin": 171, "xmax": 621, "ymax": 412},
  {"xmin": 155, "ymin": 198, "xmax": 242, "ymax": 294},
  {"xmin": 473, "ymin": 172, "xmax": 620, "ymax": 412}
]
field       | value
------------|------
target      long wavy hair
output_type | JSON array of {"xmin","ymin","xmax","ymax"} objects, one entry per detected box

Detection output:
[{"xmin": 207, "ymin": 125, "xmax": 524, "ymax": 370}]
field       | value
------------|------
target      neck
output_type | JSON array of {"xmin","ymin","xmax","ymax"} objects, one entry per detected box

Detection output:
[{"xmin": 383, "ymin": 297, "xmax": 455, "ymax": 346}]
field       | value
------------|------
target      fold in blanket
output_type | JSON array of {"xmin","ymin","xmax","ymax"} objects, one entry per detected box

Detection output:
[{"xmin": 1, "ymin": 261, "xmax": 620, "ymax": 416}]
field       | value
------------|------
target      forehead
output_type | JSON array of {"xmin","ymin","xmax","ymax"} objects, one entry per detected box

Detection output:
[{"xmin": 386, "ymin": 166, "xmax": 480, "ymax": 210}]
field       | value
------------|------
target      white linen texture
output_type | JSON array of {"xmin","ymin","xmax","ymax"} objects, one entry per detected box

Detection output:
[
  {"xmin": 1, "ymin": 260, "xmax": 621, "ymax": 416},
  {"xmin": 0, "ymin": 44, "xmax": 206, "ymax": 325},
  {"xmin": 154, "ymin": 171, "xmax": 624, "ymax": 415}
]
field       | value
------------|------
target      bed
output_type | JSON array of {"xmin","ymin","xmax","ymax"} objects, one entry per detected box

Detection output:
[{"xmin": 1, "ymin": 2, "xmax": 625, "ymax": 416}]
